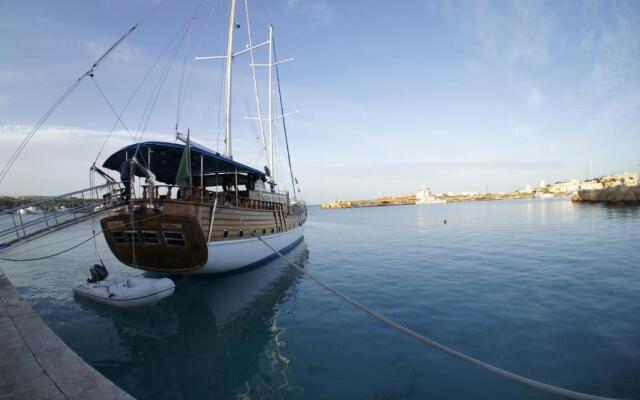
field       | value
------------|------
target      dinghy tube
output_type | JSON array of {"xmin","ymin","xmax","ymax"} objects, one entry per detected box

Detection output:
[{"xmin": 73, "ymin": 277, "xmax": 175, "ymax": 307}]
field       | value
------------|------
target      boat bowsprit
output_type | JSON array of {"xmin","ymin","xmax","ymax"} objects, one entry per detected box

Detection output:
[{"xmin": 73, "ymin": 276, "xmax": 175, "ymax": 307}]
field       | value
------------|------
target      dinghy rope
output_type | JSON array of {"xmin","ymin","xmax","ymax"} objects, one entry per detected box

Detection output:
[{"xmin": 250, "ymin": 232, "xmax": 626, "ymax": 400}]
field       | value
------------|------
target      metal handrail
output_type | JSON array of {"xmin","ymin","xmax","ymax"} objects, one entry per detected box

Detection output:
[
  {"xmin": 139, "ymin": 184, "xmax": 291, "ymax": 211},
  {"xmin": 0, "ymin": 182, "xmax": 124, "ymax": 247},
  {"xmin": 0, "ymin": 182, "xmax": 122, "ymax": 216}
]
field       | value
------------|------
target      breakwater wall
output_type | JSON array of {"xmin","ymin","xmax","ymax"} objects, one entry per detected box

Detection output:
[{"xmin": 573, "ymin": 185, "xmax": 640, "ymax": 204}]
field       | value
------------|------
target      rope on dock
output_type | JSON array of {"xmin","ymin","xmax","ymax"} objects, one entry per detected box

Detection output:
[{"xmin": 251, "ymin": 233, "xmax": 626, "ymax": 400}]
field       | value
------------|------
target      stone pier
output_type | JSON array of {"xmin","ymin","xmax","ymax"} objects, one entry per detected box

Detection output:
[{"xmin": 0, "ymin": 267, "xmax": 134, "ymax": 400}]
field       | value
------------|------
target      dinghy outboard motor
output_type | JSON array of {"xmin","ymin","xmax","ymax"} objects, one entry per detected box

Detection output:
[{"xmin": 87, "ymin": 263, "xmax": 109, "ymax": 283}]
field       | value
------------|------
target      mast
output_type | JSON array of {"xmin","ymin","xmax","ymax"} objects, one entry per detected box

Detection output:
[
  {"xmin": 223, "ymin": 0, "xmax": 237, "ymax": 158},
  {"xmin": 268, "ymin": 24, "xmax": 274, "ymax": 183}
]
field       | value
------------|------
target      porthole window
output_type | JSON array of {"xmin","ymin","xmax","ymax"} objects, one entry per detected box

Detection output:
[
  {"xmin": 142, "ymin": 231, "xmax": 160, "ymax": 244},
  {"xmin": 112, "ymin": 231, "xmax": 126, "ymax": 244},
  {"xmin": 163, "ymin": 231, "xmax": 186, "ymax": 246},
  {"xmin": 223, "ymin": 230, "xmax": 229, "ymax": 239},
  {"xmin": 125, "ymin": 230, "xmax": 141, "ymax": 243}
]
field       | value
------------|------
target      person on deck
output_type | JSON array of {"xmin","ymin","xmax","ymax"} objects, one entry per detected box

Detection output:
[{"xmin": 120, "ymin": 159, "xmax": 132, "ymax": 202}]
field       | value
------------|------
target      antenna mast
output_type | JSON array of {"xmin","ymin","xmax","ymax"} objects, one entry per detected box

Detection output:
[
  {"xmin": 268, "ymin": 24, "xmax": 274, "ymax": 183},
  {"xmin": 196, "ymin": 0, "xmax": 270, "ymax": 159}
]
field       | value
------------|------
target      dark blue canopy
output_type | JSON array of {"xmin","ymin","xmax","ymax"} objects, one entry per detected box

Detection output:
[{"xmin": 103, "ymin": 141, "xmax": 266, "ymax": 184}]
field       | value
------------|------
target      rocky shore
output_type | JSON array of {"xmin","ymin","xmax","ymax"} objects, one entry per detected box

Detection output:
[{"xmin": 573, "ymin": 185, "xmax": 640, "ymax": 204}]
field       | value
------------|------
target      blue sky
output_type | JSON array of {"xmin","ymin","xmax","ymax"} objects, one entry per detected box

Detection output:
[{"xmin": 1, "ymin": 0, "xmax": 639, "ymax": 203}]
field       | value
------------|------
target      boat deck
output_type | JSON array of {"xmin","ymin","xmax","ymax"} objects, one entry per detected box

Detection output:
[{"xmin": 0, "ymin": 267, "xmax": 134, "ymax": 400}]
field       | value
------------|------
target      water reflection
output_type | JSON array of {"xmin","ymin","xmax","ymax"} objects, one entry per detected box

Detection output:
[{"xmin": 75, "ymin": 243, "xmax": 309, "ymax": 400}]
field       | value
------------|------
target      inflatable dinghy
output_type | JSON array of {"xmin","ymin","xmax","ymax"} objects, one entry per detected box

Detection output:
[{"xmin": 73, "ymin": 277, "xmax": 175, "ymax": 307}]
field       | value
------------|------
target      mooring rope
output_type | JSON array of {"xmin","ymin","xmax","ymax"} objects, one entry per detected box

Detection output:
[{"xmin": 250, "ymin": 232, "xmax": 625, "ymax": 400}]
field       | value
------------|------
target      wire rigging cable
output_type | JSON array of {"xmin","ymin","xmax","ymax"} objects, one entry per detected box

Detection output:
[
  {"xmin": 0, "ymin": 232, "xmax": 102, "ymax": 262},
  {"xmin": 250, "ymin": 233, "xmax": 625, "ymax": 400},
  {"xmin": 272, "ymin": 38, "xmax": 297, "ymax": 197},
  {"xmin": 0, "ymin": 0, "xmax": 168, "ymax": 186},
  {"xmin": 0, "ymin": 213, "xmax": 165, "ymax": 263},
  {"xmin": 93, "ymin": 13, "xmax": 200, "ymax": 165}
]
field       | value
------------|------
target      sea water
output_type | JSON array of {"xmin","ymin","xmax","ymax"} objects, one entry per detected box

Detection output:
[{"xmin": 1, "ymin": 198, "xmax": 639, "ymax": 399}]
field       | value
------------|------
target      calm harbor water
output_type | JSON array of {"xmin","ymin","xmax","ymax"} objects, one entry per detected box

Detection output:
[{"xmin": 1, "ymin": 199, "xmax": 639, "ymax": 399}]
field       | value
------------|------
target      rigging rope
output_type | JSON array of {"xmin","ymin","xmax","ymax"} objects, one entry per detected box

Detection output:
[
  {"xmin": 0, "ymin": 213, "xmax": 165, "ymax": 263},
  {"xmin": 272, "ymin": 39, "xmax": 297, "ymax": 198},
  {"xmin": 250, "ymin": 232, "xmax": 624, "ymax": 400},
  {"xmin": 244, "ymin": 0, "xmax": 268, "ymax": 158},
  {"xmin": 135, "ymin": 0, "xmax": 207, "ymax": 151},
  {"xmin": 93, "ymin": 17, "xmax": 193, "ymax": 165},
  {"xmin": 91, "ymin": 77, "xmax": 137, "ymax": 142},
  {"xmin": 0, "ymin": 233, "xmax": 102, "ymax": 262},
  {"xmin": 174, "ymin": 18, "xmax": 196, "ymax": 133},
  {"xmin": 0, "ymin": 0, "xmax": 168, "ymax": 186}
]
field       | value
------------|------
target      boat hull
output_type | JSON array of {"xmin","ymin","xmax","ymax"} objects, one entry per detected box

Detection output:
[
  {"xmin": 199, "ymin": 226, "xmax": 303, "ymax": 274},
  {"xmin": 73, "ymin": 277, "xmax": 175, "ymax": 307}
]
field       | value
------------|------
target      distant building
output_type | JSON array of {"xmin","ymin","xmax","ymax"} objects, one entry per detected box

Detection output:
[
  {"xmin": 549, "ymin": 179, "xmax": 581, "ymax": 193},
  {"xmin": 539, "ymin": 180, "xmax": 546, "ymax": 188},
  {"xmin": 600, "ymin": 172, "xmax": 638, "ymax": 187},
  {"xmin": 580, "ymin": 181, "xmax": 603, "ymax": 190},
  {"xmin": 523, "ymin": 184, "xmax": 533, "ymax": 193}
]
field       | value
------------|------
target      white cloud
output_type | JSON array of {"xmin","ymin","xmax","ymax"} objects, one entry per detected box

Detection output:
[
  {"xmin": 527, "ymin": 86, "xmax": 544, "ymax": 110},
  {"xmin": 84, "ymin": 40, "xmax": 143, "ymax": 63},
  {"xmin": 470, "ymin": 0, "xmax": 553, "ymax": 66},
  {"xmin": 286, "ymin": 0, "xmax": 334, "ymax": 28},
  {"xmin": 0, "ymin": 70, "xmax": 23, "ymax": 83},
  {"xmin": 513, "ymin": 123, "xmax": 538, "ymax": 140}
]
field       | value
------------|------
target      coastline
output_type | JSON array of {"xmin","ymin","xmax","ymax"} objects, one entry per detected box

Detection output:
[{"xmin": 320, "ymin": 191, "xmax": 549, "ymax": 209}]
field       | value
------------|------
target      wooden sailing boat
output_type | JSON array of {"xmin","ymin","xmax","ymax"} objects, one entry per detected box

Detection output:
[{"xmin": 98, "ymin": 0, "xmax": 307, "ymax": 274}]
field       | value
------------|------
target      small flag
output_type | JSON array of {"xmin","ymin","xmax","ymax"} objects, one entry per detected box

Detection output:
[{"xmin": 175, "ymin": 131, "xmax": 192, "ymax": 187}]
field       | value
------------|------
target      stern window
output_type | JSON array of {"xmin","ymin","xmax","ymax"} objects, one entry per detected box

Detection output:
[
  {"xmin": 112, "ymin": 231, "xmax": 126, "ymax": 244},
  {"xmin": 163, "ymin": 231, "xmax": 186, "ymax": 246},
  {"xmin": 142, "ymin": 231, "xmax": 160, "ymax": 244},
  {"xmin": 125, "ymin": 231, "xmax": 140, "ymax": 243}
]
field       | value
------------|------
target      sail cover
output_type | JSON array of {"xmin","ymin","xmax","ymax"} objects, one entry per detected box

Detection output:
[{"xmin": 102, "ymin": 141, "xmax": 266, "ymax": 184}]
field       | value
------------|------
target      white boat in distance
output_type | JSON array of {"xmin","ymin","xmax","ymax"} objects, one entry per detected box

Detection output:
[{"xmin": 415, "ymin": 187, "xmax": 446, "ymax": 205}]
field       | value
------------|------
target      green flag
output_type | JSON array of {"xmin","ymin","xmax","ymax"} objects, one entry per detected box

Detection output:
[{"xmin": 175, "ymin": 133, "xmax": 191, "ymax": 187}]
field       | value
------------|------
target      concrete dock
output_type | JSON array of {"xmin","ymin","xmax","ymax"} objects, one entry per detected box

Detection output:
[{"xmin": 0, "ymin": 267, "xmax": 134, "ymax": 400}]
